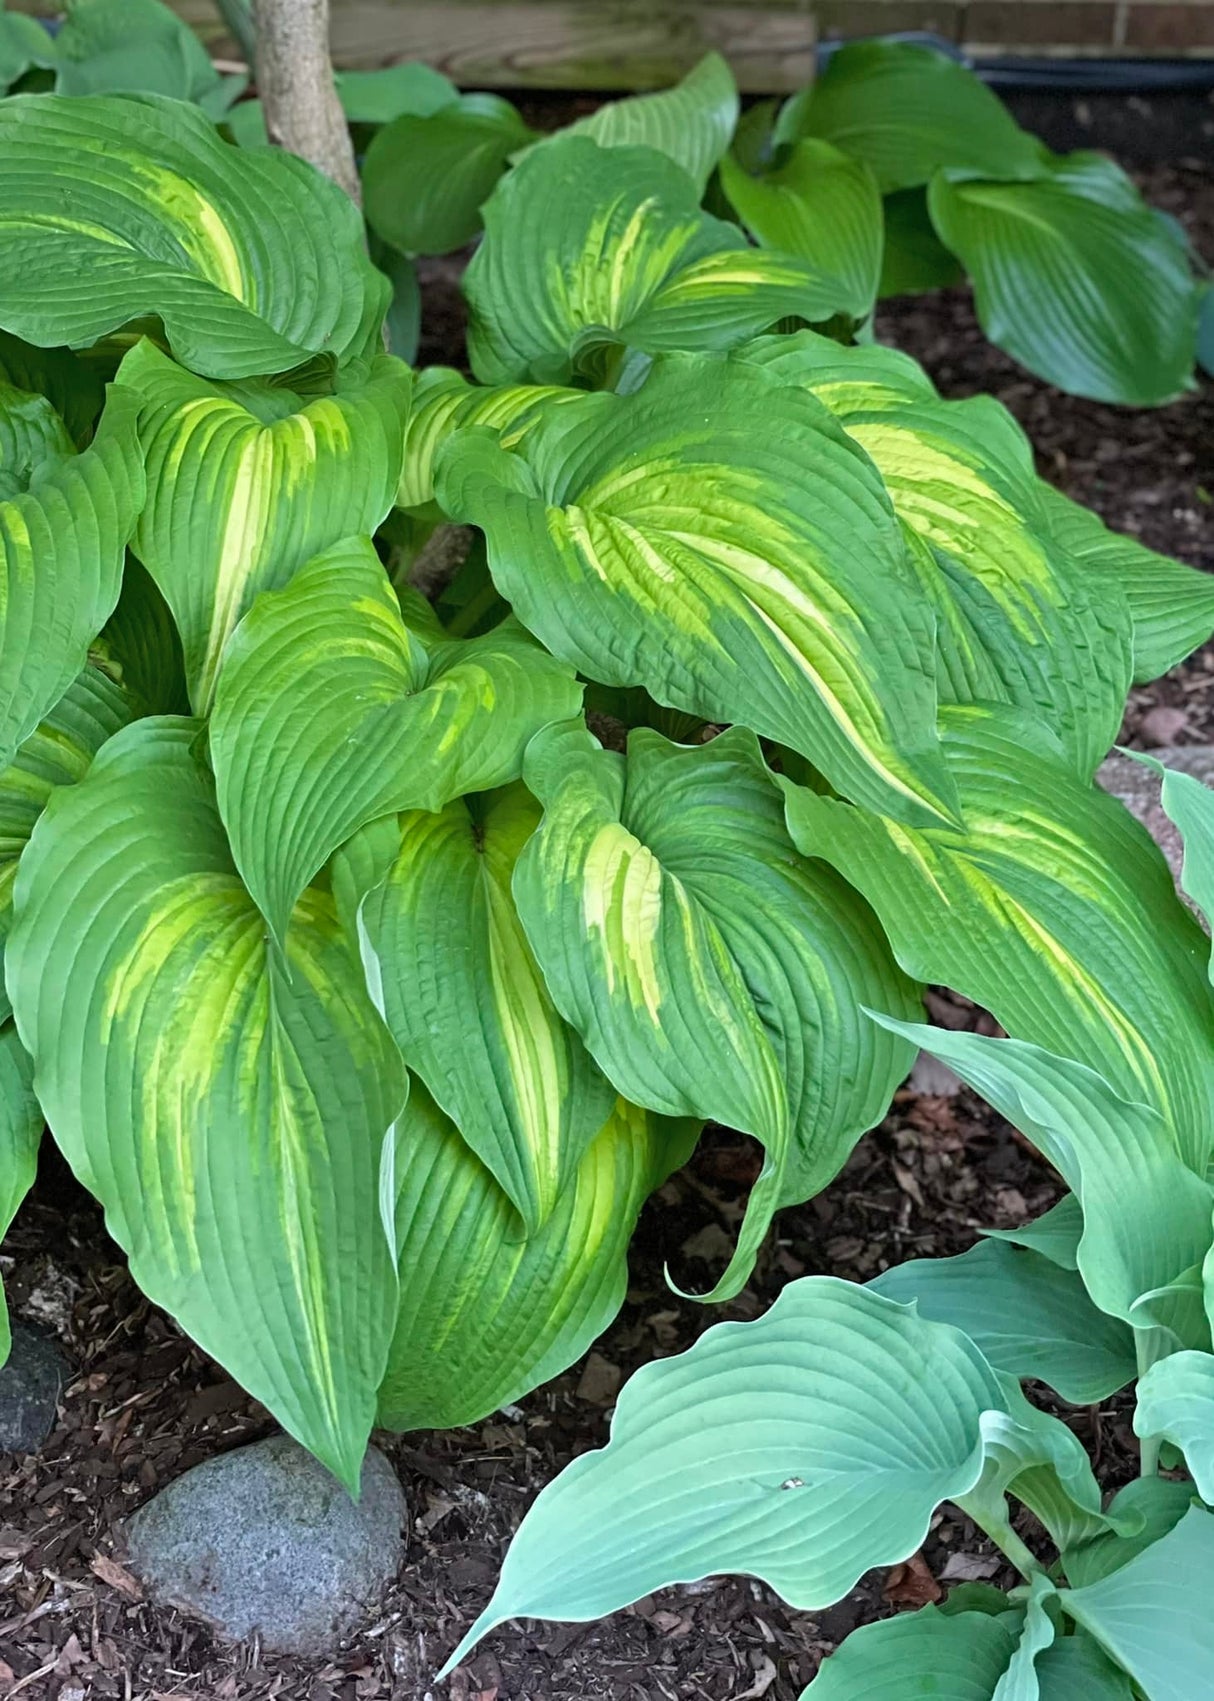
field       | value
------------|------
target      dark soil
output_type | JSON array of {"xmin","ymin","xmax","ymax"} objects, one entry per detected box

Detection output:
[{"xmin": 1, "ymin": 145, "xmax": 1209, "ymax": 1701}]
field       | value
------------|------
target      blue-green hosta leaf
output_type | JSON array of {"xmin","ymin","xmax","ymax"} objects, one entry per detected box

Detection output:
[
  {"xmin": 782, "ymin": 705, "xmax": 1214, "ymax": 1162},
  {"xmin": 777, "ymin": 41, "xmax": 1043, "ymax": 194},
  {"xmin": 1135, "ymin": 1351, "xmax": 1214, "ymax": 1499},
  {"xmin": 1062, "ymin": 1476, "xmax": 1198, "ymax": 1589},
  {"xmin": 0, "ymin": 383, "xmax": 142, "ymax": 771},
  {"xmin": 439, "ymin": 1277, "xmax": 1016, "ymax": 1672},
  {"xmin": 0, "ymin": 330, "xmax": 103, "ymax": 450},
  {"xmin": 334, "ymin": 786, "xmax": 614, "ymax": 1236},
  {"xmin": 870, "ymin": 1238, "xmax": 1136, "ymax": 1404},
  {"xmin": 363, "ymin": 95, "xmax": 533, "ymax": 258},
  {"xmin": 438, "ymin": 355, "xmax": 957, "ymax": 826},
  {"xmin": 1125, "ymin": 755, "xmax": 1214, "ymax": 983},
  {"xmin": 464, "ymin": 136, "xmax": 863, "ymax": 386},
  {"xmin": 372, "ymin": 240, "xmax": 420, "ymax": 365},
  {"xmin": 120, "ymin": 338, "xmax": 410, "ymax": 710},
  {"xmin": 6, "ymin": 719, "xmax": 407, "ymax": 1489},
  {"xmin": 985, "ymin": 1194, "xmax": 1083, "ymax": 1271},
  {"xmin": 1038, "ymin": 485, "xmax": 1214, "ymax": 685},
  {"xmin": 211, "ymin": 538, "xmax": 582, "ymax": 944},
  {"xmin": 54, "ymin": 0, "xmax": 225, "ymax": 105},
  {"xmin": 738, "ymin": 333, "xmax": 1132, "ymax": 775},
  {"xmin": 802, "ymin": 1607, "xmax": 1021, "ymax": 1700},
  {"xmin": 0, "ymin": 4, "xmax": 54, "ymax": 92},
  {"xmin": 554, "ymin": 52, "xmax": 739, "ymax": 192},
  {"xmin": 719, "ymin": 139, "xmax": 883, "ymax": 322},
  {"xmin": 512, "ymin": 721, "xmax": 918, "ymax": 1299},
  {"xmin": 336, "ymin": 62, "xmax": 458, "ymax": 124},
  {"xmin": 928, "ymin": 153, "xmax": 1198, "ymax": 406},
  {"xmin": 397, "ymin": 366, "xmax": 577, "ymax": 515},
  {"xmin": 1034, "ymin": 1634, "xmax": 1134, "ymax": 1699},
  {"xmin": 871, "ymin": 1020, "xmax": 1214, "ymax": 1345},
  {"xmin": 879, "ymin": 187, "xmax": 965, "ymax": 297},
  {"xmin": 377, "ymin": 1081, "xmax": 694, "ymax": 1432},
  {"xmin": 1061, "ymin": 1507, "xmax": 1214, "ymax": 1701},
  {"xmin": 0, "ymin": 665, "xmax": 133, "ymax": 1024},
  {"xmin": 0, "ymin": 94, "xmax": 388, "ymax": 380},
  {"xmin": 0, "ymin": 1024, "xmax": 41, "ymax": 1364}
]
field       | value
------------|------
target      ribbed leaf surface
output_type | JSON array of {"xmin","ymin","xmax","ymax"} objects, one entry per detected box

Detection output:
[
  {"xmin": 7, "ymin": 719, "xmax": 406, "ymax": 1488},
  {"xmin": 929, "ymin": 153, "xmax": 1198, "ymax": 405},
  {"xmin": 0, "ymin": 94, "xmax": 387, "ymax": 378},
  {"xmin": 377, "ymin": 1083, "xmax": 693, "ymax": 1432},
  {"xmin": 464, "ymin": 137, "xmax": 860, "ymax": 384},
  {"xmin": 122, "ymin": 339, "xmax": 410, "ymax": 710},
  {"xmin": 512, "ymin": 722, "xmax": 918, "ymax": 1297},
  {"xmin": 555, "ymin": 53, "xmax": 739, "ymax": 191},
  {"xmin": 1135, "ymin": 1352, "xmax": 1214, "ymax": 1500},
  {"xmin": 211, "ymin": 537, "xmax": 581, "ymax": 943},
  {"xmin": 437, "ymin": 356, "xmax": 957, "ymax": 827},
  {"xmin": 397, "ymin": 367, "xmax": 576, "ymax": 514},
  {"xmin": 0, "ymin": 1023, "xmax": 41, "ymax": 1362}
]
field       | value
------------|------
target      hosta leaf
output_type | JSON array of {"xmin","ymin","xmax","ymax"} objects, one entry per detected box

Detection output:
[
  {"xmin": 6, "ymin": 719, "xmax": 406, "ymax": 1488},
  {"xmin": 777, "ymin": 41, "xmax": 1042, "ymax": 194},
  {"xmin": 0, "ymin": 329, "xmax": 103, "ymax": 449},
  {"xmin": 371, "ymin": 240, "xmax": 420, "ymax": 365},
  {"xmin": 740, "ymin": 326, "xmax": 936, "ymax": 410},
  {"xmin": 0, "ymin": 4, "xmax": 54, "ymax": 93},
  {"xmin": 1039, "ymin": 485, "xmax": 1214, "ymax": 684},
  {"xmin": 719, "ymin": 139, "xmax": 883, "ymax": 321},
  {"xmin": 54, "ymin": 0, "xmax": 225, "ymax": 106},
  {"xmin": 0, "ymin": 94, "xmax": 388, "ymax": 379},
  {"xmin": 1126, "ymin": 755, "xmax": 1214, "ymax": 982},
  {"xmin": 211, "ymin": 537, "xmax": 581, "ymax": 944},
  {"xmin": 464, "ymin": 136, "xmax": 860, "ymax": 385},
  {"xmin": 879, "ymin": 188, "xmax": 965, "ymax": 297},
  {"xmin": 93, "ymin": 557, "xmax": 188, "ymax": 717},
  {"xmin": 1135, "ymin": 1351, "xmax": 1214, "ymax": 1499},
  {"xmin": 376, "ymin": 1082, "xmax": 694, "ymax": 1432},
  {"xmin": 363, "ymin": 95, "xmax": 533, "ymax": 258},
  {"xmin": 335, "ymin": 62, "xmax": 458, "ymax": 124},
  {"xmin": 739, "ymin": 332, "xmax": 1132, "ymax": 775},
  {"xmin": 801, "ymin": 1607, "xmax": 1020, "ymax": 1700},
  {"xmin": 872, "ymin": 1020, "xmax": 1214, "ymax": 1342},
  {"xmin": 928, "ymin": 154, "xmax": 1198, "ymax": 405},
  {"xmin": 0, "ymin": 383, "xmax": 142, "ymax": 771},
  {"xmin": 554, "ymin": 52, "xmax": 739, "ymax": 193},
  {"xmin": 334, "ymin": 787, "xmax": 614, "ymax": 1235},
  {"xmin": 0, "ymin": 665, "xmax": 133, "ymax": 1024},
  {"xmin": 437, "ymin": 355, "xmax": 957, "ymax": 827},
  {"xmin": 0, "ymin": 1023, "xmax": 41, "ymax": 1364},
  {"xmin": 512, "ymin": 721, "xmax": 918, "ymax": 1298},
  {"xmin": 397, "ymin": 366, "xmax": 577, "ymax": 515},
  {"xmin": 121, "ymin": 338, "xmax": 410, "ymax": 710},
  {"xmin": 869, "ymin": 1238, "xmax": 1136, "ymax": 1403},
  {"xmin": 1061, "ymin": 1507, "xmax": 1214, "ymax": 1701},
  {"xmin": 1062, "ymin": 1476, "xmax": 1198, "ymax": 1589},
  {"xmin": 986, "ymin": 1194, "xmax": 1083, "ymax": 1271},
  {"xmin": 440, "ymin": 1277, "xmax": 1012, "ymax": 1671},
  {"xmin": 1035, "ymin": 1634, "xmax": 1133, "ymax": 1699},
  {"xmin": 782, "ymin": 705, "xmax": 1214, "ymax": 1160},
  {"xmin": 0, "ymin": 378, "xmax": 74, "ymax": 500}
]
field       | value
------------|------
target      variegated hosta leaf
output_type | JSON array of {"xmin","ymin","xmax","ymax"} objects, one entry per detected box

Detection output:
[
  {"xmin": 783, "ymin": 706, "xmax": 1214, "ymax": 1163},
  {"xmin": 0, "ymin": 1023, "xmax": 42, "ymax": 1364},
  {"xmin": 738, "ymin": 331, "xmax": 1133, "ymax": 775},
  {"xmin": 1135, "ymin": 1351, "xmax": 1214, "ymax": 1500},
  {"xmin": 719, "ymin": 139, "xmax": 884, "ymax": 323},
  {"xmin": 439, "ymin": 1277, "xmax": 1018, "ymax": 1673},
  {"xmin": 0, "ymin": 664, "xmax": 133, "ymax": 1023},
  {"xmin": 211, "ymin": 537, "xmax": 582, "ymax": 943},
  {"xmin": 376, "ymin": 1081, "xmax": 695, "ymax": 1432},
  {"xmin": 1039, "ymin": 483, "xmax": 1214, "ymax": 685},
  {"xmin": 872, "ymin": 1020, "xmax": 1214, "ymax": 1348},
  {"xmin": 6, "ymin": 718, "xmax": 407, "ymax": 1488},
  {"xmin": 335, "ymin": 787, "xmax": 614, "ymax": 1235},
  {"xmin": 397, "ymin": 366, "xmax": 578, "ymax": 515},
  {"xmin": 511, "ymin": 721, "xmax": 919, "ymax": 1298},
  {"xmin": 0, "ymin": 382, "xmax": 142, "ymax": 771},
  {"xmin": 121, "ymin": 339, "xmax": 411, "ymax": 710},
  {"xmin": 464, "ymin": 135, "xmax": 863, "ymax": 385},
  {"xmin": 437, "ymin": 355, "xmax": 958, "ymax": 827},
  {"xmin": 0, "ymin": 94, "xmax": 388, "ymax": 379},
  {"xmin": 551, "ymin": 52, "xmax": 739, "ymax": 193}
]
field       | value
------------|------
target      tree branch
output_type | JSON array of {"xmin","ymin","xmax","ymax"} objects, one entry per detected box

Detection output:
[{"xmin": 251, "ymin": 0, "xmax": 360, "ymax": 205}]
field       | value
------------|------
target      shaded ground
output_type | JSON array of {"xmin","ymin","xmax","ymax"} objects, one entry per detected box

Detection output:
[{"xmin": 1, "ymin": 153, "xmax": 1210, "ymax": 1701}]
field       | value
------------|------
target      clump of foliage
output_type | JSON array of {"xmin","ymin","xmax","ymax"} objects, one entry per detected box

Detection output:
[{"xmin": 0, "ymin": 14, "xmax": 1212, "ymax": 1695}]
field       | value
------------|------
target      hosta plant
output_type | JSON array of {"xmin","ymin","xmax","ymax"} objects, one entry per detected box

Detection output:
[{"xmin": 441, "ymin": 763, "xmax": 1214, "ymax": 1699}]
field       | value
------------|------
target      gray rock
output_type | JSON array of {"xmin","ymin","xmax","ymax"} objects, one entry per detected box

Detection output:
[
  {"xmin": 909, "ymin": 1051, "xmax": 963, "ymax": 1098},
  {"xmin": 0, "ymin": 1322, "xmax": 69, "ymax": 1453},
  {"xmin": 1096, "ymin": 745, "xmax": 1214, "ymax": 892},
  {"xmin": 126, "ymin": 1434, "xmax": 407, "ymax": 1655}
]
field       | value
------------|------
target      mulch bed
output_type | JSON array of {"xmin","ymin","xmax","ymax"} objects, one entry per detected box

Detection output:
[{"xmin": 1, "ymin": 148, "xmax": 1210, "ymax": 1701}]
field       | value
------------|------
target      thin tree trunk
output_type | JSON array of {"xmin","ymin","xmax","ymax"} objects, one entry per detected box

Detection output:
[{"xmin": 251, "ymin": 0, "xmax": 360, "ymax": 205}]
